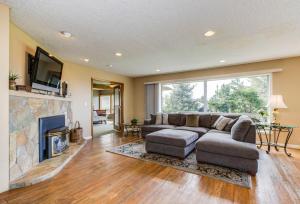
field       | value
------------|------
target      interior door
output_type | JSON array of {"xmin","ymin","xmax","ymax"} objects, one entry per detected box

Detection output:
[{"xmin": 113, "ymin": 85, "xmax": 121, "ymax": 131}]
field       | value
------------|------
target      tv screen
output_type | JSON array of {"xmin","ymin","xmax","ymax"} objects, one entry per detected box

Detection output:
[{"xmin": 31, "ymin": 47, "xmax": 63, "ymax": 93}]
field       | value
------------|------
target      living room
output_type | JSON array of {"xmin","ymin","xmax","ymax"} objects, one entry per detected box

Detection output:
[{"xmin": 0, "ymin": 1, "xmax": 300, "ymax": 203}]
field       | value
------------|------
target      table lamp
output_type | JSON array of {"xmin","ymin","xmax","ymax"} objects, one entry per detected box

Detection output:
[{"xmin": 269, "ymin": 95, "xmax": 287, "ymax": 124}]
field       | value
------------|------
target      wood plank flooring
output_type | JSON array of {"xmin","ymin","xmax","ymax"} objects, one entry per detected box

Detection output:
[{"xmin": 0, "ymin": 133, "xmax": 300, "ymax": 204}]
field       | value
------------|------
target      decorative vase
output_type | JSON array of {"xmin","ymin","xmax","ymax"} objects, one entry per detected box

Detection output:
[{"xmin": 9, "ymin": 80, "xmax": 16, "ymax": 90}]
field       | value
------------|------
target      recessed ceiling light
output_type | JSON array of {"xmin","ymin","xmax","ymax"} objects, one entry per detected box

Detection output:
[
  {"xmin": 220, "ymin": 59, "xmax": 226, "ymax": 63},
  {"xmin": 115, "ymin": 52, "xmax": 122, "ymax": 57},
  {"xmin": 156, "ymin": 69, "xmax": 161, "ymax": 72},
  {"xmin": 106, "ymin": 64, "xmax": 113, "ymax": 68},
  {"xmin": 60, "ymin": 31, "xmax": 72, "ymax": 38},
  {"xmin": 204, "ymin": 30, "xmax": 215, "ymax": 37},
  {"xmin": 83, "ymin": 58, "xmax": 89, "ymax": 62}
]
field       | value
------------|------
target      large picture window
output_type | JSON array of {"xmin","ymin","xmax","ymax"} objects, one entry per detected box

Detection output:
[
  {"xmin": 161, "ymin": 74, "xmax": 271, "ymax": 117},
  {"xmin": 162, "ymin": 81, "xmax": 204, "ymax": 113}
]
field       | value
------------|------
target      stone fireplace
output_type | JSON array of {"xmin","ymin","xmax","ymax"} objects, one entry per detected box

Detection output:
[{"xmin": 9, "ymin": 91, "xmax": 72, "ymax": 181}]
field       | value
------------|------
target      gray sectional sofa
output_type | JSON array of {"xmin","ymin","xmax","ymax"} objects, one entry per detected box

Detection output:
[{"xmin": 142, "ymin": 113, "xmax": 259, "ymax": 175}]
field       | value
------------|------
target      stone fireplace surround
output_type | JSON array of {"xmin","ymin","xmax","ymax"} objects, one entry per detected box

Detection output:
[{"xmin": 9, "ymin": 90, "xmax": 72, "ymax": 181}]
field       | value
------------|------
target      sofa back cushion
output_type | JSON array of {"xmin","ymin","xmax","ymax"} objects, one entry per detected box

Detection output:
[
  {"xmin": 185, "ymin": 115, "xmax": 200, "ymax": 127},
  {"xmin": 155, "ymin": 113, "xmax": 163, "ymax": 125},
  {"xmin": 224, "ymin": 118, "xmax": 238, "ymax": 132},
  {"xmin": 179, "ymin": 114, "xmax": 186, "ymax": 126},
  {"xmin": 210, "ymin": 114, "xmax": 221, "ymax": 127},
  {"xmin": 198, "ymin": 114, "xmax": 211, "ymax": 128},
  {"xmin": 162, "ymin": 113, "xmax": 169, "ymax": 125},
  {"xmin": 168, "ymin": 114, "xmax": 182, "ymax": 126},
  {"xmin": 150, "ymin": 114, "xmax": 156, "ymax": 124},
  {"xmin": 231, "ymin": 115, "xmax": 253, "ymax": 141}
]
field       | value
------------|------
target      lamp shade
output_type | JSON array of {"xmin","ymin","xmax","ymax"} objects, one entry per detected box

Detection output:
[{"xmin": 269, "ymin": 95, "xmax": 288, "ymax": 109}]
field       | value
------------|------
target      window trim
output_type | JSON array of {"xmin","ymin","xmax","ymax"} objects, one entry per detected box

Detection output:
[{"xmin": 144, "ymin": 68, "xmax": 281, "ymax": 85}]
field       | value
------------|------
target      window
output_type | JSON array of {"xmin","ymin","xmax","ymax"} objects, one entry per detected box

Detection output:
[
  {"xmin": 207, "ymin": 75, "xmax": 270, "ymax": 116},
  {"xmin": 161, "ymin": 74, "xmax": 271, "ymax": 118},
  {"xmin": 162, "ymin": 81, "xmax": 204, "ymax": 113},
  {"xmin": 100, "ymin": 95, "xmax": 112, "ymax": 113}
]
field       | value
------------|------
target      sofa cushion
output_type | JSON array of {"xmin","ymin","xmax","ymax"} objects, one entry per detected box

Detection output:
[
  {"xmin": 222, "ymin": 114, "xmax": 241, "ymax": 119},
  {"xmin": 155, "ymin": 113, "xmax": 162, "ymax": 125},
  {"xmin": 162, "ymin": 113, "xmax": 169, "ymax": 125},
  {"xmin": 180, "ymin": 114, "xmax": 186, "ymax": 126},
  {"xmin": 198, "ymin": 114, "xmax": 211, "ymax": 128},
  {"xmin": 208, "ymin": 129, "xmax": 230, "ymax": 135},
  {"xmin": 175, "ymin": 126, "xmax": 209, "ymax": 137},
  {"xmin": 212, "ymin": 116, "xmax": 232, "ymax": 131},
  {"xmin": 146, "ymin": 129, "xmax": 198, "ymax": 147},
  {"xmin": 210, "ymin": 114, "xmax": 221, "ymax": 127},
  {"xmin": 185, "ymin": 115, "xmax": 199, "ymax": 127},
  {"xmin": 231, "ymin": 116, "xmax": 252, "ymax": 141},
  {"xmin": 167, "ymin": 114, "xmax": 180, "ymax": 126},
  {"xmin": 141, "ymin": 125, "xmax": 176, "ymax": 132},
  {"xmin": 224, "ymin": 118, "xmax": 238, "ymax": 132},
  {"xmin": 196, "ymin": 133, "xmax": 259, "ymax": 160},
  {"xmin": 150, "ymin": 114, "xmax": 156, "ymax": 124}
]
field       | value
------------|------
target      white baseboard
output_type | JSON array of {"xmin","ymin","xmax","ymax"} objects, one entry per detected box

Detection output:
[
  {"xmin": 84, "ymin": 135, "xmax": 92, "ymax": 140},
  {"xmin": 256, "ymin": 140, "xmax": 300, "ymax": 150}
]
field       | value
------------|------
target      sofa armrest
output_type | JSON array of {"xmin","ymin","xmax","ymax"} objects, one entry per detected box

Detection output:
[
  {"xmin": 244, "ymin": 124, "xmax": 256, "ymax": 144},
  {"xmin": 144, "ymin": 119, "xmax": 152, "ymax": 125}
]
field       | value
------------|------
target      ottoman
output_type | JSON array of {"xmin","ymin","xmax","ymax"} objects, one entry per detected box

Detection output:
[{"xmin": 145, "ymin": 129, "xmax": 198, "ymax": 159}]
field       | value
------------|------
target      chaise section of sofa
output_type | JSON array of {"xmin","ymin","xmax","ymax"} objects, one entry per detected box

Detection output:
[{"xmin": 195, "ymin": 130, "xmax": 259, "ymax": 175}]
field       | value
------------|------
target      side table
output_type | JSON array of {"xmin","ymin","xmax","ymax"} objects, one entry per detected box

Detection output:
[
  {"xmin": 124, "ymin": 123, "xmax": 142, "ymax": 137},
  {"xmin": 256, "ymin": 123, "xmax": 297, "ymax": 157}
]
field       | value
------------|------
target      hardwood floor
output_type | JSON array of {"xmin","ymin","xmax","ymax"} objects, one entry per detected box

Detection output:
[{"xmin": 1, "ymin": 133, "xmax": 300, "ymax": 204}]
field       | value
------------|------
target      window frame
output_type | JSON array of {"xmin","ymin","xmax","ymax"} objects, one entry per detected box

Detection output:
[
  {"xmin": 99, "ymin": 94, "xmax": 113, "ymax": 114},
  {"xmin": 160, "ymin": 73, "xmax": 272, "ymax": 116}
]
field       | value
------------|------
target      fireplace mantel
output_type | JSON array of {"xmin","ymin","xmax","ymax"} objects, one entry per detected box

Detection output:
[{"xmin": 9, "ymin": 90, "xmax": 72, "ymax": 101}]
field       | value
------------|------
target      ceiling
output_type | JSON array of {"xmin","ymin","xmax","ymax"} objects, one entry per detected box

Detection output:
[{"xmin": 2, "ymin": 0, "xmax": 300, "ymax": 77}]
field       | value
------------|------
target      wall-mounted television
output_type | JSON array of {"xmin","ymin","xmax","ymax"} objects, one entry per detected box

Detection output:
[{"xmin": 29, "ymin": 47, "xmax": 63, "ymax": 93}]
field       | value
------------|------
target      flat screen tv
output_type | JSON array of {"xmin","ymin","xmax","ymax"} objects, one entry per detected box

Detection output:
[{"xmin": 30, "ymin": 47, "xmax": 63, "ymax": 93}]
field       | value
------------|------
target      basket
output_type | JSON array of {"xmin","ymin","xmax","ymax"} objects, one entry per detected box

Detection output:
[{"xmin": 70, "ymin": 121, "xmax": 83, "ymax": 144}]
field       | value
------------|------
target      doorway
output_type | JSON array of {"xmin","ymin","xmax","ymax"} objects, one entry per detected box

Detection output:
[{"xmin": 91, "ymin": 78, "xmax": 124, "ymax": 137}]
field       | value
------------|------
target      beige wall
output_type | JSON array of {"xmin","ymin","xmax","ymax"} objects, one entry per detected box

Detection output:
[
  {"xmin": 133, "ymin": 57, "xmax": 300, "ymax": 146},
  {"xmin": 0, "ymin": 4, "xmax": 10, "ymax": 193},
  {"xmin": 10, "ymin": 23, "xmax": 134, "ymax": 138}
]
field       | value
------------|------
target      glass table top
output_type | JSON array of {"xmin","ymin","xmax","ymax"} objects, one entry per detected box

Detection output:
[{"xmin": 255, "ymin": 123, "xmax": 298, "ymax": 129}]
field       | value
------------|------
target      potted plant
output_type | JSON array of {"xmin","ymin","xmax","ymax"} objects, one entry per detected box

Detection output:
[
  {"xmin": 131, "ymin": 118, "xmax": 138, "ymax": 125},
  {"xmin": 9, "ymin": 72, "xmax": 19, "ymax": 90},
  {"xmin": 258, "ymin": 109, "xmax": 269, "ymax": 123}
]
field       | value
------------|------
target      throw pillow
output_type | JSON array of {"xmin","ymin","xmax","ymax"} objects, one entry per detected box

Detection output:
[
  {"xmin": 155, "ymin": 113, "xmax": 162, "ymax": 125},
  {"xmin": 150, "ymin": 114, "xmax": 156, "ymax": 124},
  {"xmin": 224, "ymin": 118, "xmax": 238, "ymax": 132},
  {"xmin": 213, "ymin": 116, "xmax": 232, "ymax": 131},
  {"xmin": 231, "ymin": 116, "xmax": 252, "ymax": 141},
  {"xmin": 185, "ymin": 115, "xmax": 199, "ymax": 127},
  {"xmin": 162, "ymin": 113, "xmax": 169, "ymax": 125}
]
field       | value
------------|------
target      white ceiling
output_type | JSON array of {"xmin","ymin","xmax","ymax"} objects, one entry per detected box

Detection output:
[{"xmin": 2, "ymin": 0, "xmax": 300, "ymax": 77}]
